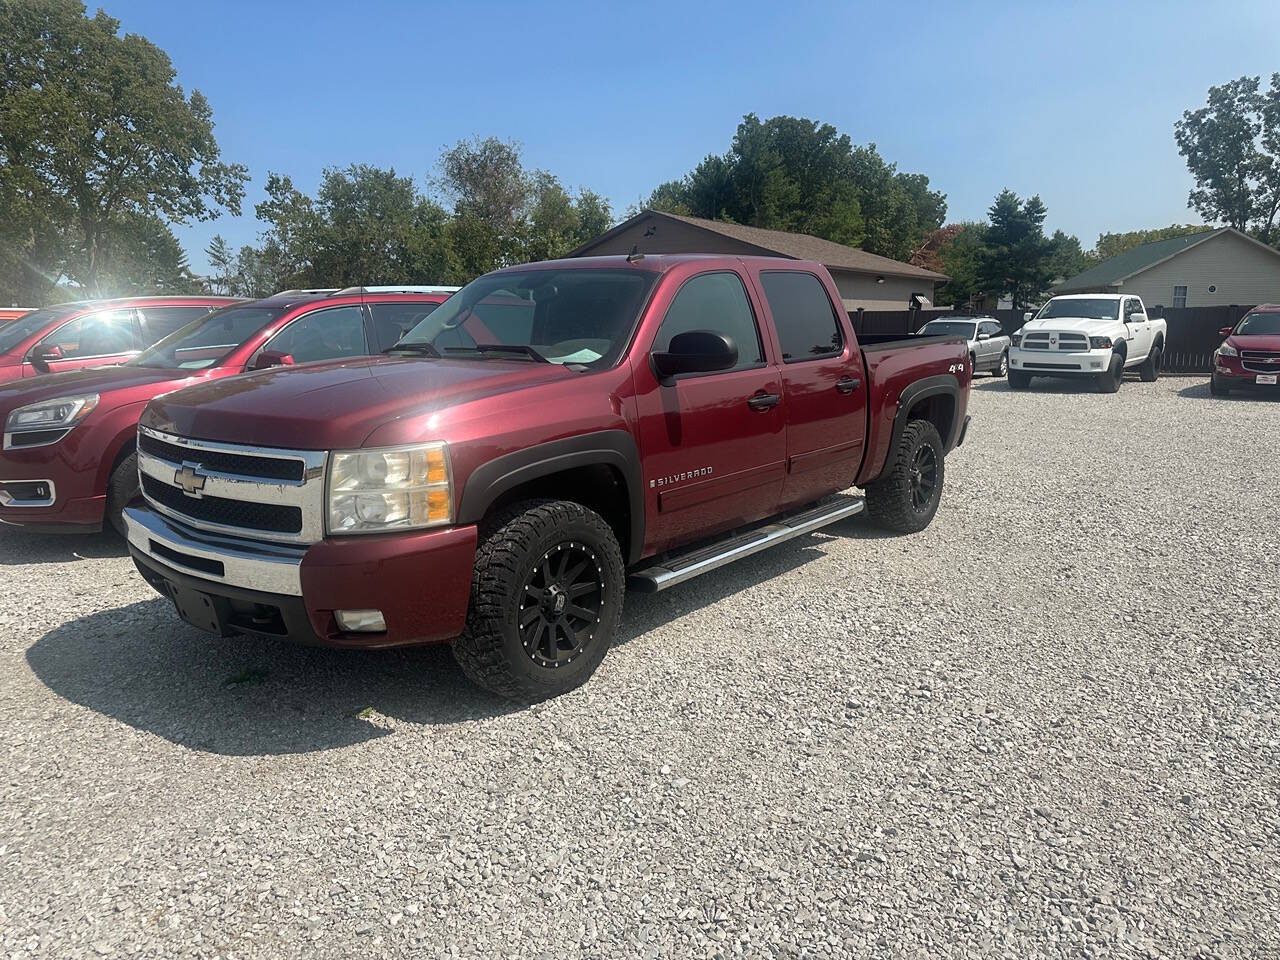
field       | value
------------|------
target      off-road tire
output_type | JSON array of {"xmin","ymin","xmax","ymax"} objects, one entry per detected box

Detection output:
[
  {"xmin": 865, "ymin": 419, "xmax": 945, "ymax": 534},
  {"xmin": 1096, "ymin": 354, "xmax": 1124, "ymax": 393},
  {"xmin": 994, "ymin": 351, "xmax": 1009, "ymax": 378},
  {"xmin": 453, "ymin": 499, "xmax": 625, "ymax": 701},
  {"xmin": 105, "ymin": 451, "xmax": 138, "ymax": 538},
  {"xmin": 1008, "ymin": 369, "xmax": 1031, "ymax": 390},
  {"xmin": 1209, "ymin": 375, "xmax": 1230, "ymax": 397},
  {"xmin": 1139, "ymin": 345, "xmax": 1162, "ymax": 382}
]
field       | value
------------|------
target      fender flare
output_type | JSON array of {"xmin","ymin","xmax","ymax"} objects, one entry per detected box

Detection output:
[
  {"xmin": 457, "ymin": 429, "xmax": 645, "ymax": 564},
  {"xmin": 891, "ymin": 374, "xmax": 961, "ymax": 454}
]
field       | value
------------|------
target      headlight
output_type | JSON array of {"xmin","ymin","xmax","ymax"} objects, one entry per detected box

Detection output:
[
  {"xmin": 1216, "ymin": 342, "xmax": 1238, "ymax": 357},
  {"xmin": 327, "ymin": 441, "xmax": 451, "ymax": 535},
  {"xmin": 4, "ymin": 394, "xmax": 99, "ymax": 446},
  {"xmin": 1089, "ymin": 337, "xmax": 1113, "ymax": 350},
  {"xmin": 1011, "ymin": 335, "xmax": 1021, "ymax": 347}
]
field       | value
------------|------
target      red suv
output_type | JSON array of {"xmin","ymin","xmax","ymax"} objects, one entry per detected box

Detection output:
[
  {"xmin": 1211, "ymin": 305, "xmax": 1280, "ymax": 396},
  {"xmin": 0, "ymin": 296, "xmax": 239, "ymax": 384},
  {"xmin": 0, "ymin": 287, "xmax": 454, "ymax": 535}
]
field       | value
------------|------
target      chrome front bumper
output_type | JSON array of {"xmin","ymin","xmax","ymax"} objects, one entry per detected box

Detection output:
[{"xmin": 124, "ymin": 504, "xmax": 307, "ymax": 596}]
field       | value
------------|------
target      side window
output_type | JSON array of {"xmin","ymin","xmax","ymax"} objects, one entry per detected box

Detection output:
[
  {"xmin": 759, "ymin": 271, "xmax": 844, "ymax": 362},
  {"xmin": 1172, "ymin": 286, "xmax": 1187, "ymax": 309},
  {"xmin": 137, "ymin": 306, "xmax": 216, "ymax": 344},
  {"xmin": 260, "ymin": 306, "xmax": 368, "ymax": 364},
  {"xmin": 654, "ymin": 272, "xmax": 764, "ymax": 373},
  {"xmin": 369, "ymin": 301, "xmax": 441, "ymax": 352},
  {"xmin": 982, "ymin": 321, "xmax": 1002, "ymax": 337},
  {"xmin": 43, "ymin": 309, "xmax": 139, "ymax": 358}
]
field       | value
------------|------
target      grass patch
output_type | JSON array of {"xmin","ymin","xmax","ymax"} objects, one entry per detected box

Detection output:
[{"xmin": 357, "ymin": 707, "xmax": 375, "ymax": 720}]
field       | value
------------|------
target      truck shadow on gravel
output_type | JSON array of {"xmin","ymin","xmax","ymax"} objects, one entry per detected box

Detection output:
[
  {"xmin": 0, "ymin": 529, "xmax": 127, "ymax": 566},
  {"xmin": 26, "ymin": 531, "xmax": 837, "ymax": 756}
]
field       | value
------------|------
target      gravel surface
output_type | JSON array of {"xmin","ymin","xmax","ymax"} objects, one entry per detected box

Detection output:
[{"xmin": 1, "ymin": 376, "xmax": 1277, "ymax": 959}]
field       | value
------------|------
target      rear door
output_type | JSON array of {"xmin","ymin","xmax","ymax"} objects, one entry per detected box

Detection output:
[
  {"xmin": 632, "ymin": 269, "xmax": 786, "ymax": 553},
  {"xmin": 24, "ymin": 308, "xmax": 141, "ymax": 376},
  {"xmin": 756, "ymin": 269, "xmax": 867, "ymax": 510}
]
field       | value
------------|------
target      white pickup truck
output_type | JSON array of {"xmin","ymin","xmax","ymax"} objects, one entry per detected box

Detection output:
[{"xmin": 1008, "ymin": 294, "xmax": 1167, "ymax": 393}]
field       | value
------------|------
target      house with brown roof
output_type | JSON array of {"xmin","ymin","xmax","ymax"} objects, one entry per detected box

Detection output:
[{"xmin": 567, "ymin": 210, "xmax": 947, "ymax": 310}]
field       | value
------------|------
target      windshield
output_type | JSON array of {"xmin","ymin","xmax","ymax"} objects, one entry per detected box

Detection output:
[
  {"xmin": 918, "ymin": 321, "xmax": 977, "ymax": 339},
  {"xmin": 1035, "ymin": 298, "xmax": 1119, "ymax": 321},
  {"xmin": 1236, "ymin": 312, "xmax": 1280, "ymax": 336},
  {"xmin": 394, "ymin": 268, "xmax": 658, "ymax": 368},
  {"xmin": 0, "ymin": 305, "xmax": 81, "ymax": 354},
  {"xmin": 130, "ymin": 305, "xmax": 286, "ymax": 369}
]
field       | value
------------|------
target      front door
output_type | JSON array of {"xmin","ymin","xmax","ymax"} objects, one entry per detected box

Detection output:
[
  {"xmin": 1124, "ymin": 298, "xmax": 1152, "ymax": 361},
  {"xmin": 24, "ymin": 308, "xmax": 141, "ymax": 376},
  {"xmin": 632, "ymin": 270, "xmax": 786, "ymax": 555},
  {"xmin": 756, "ymin": 269, "xmax": 868, "ymax": 510}
]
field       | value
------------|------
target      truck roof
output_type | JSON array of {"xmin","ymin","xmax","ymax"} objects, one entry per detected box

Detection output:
[{"xmin": 1049, "ymin": 293, "xmax": 1128, "ymax": 301}]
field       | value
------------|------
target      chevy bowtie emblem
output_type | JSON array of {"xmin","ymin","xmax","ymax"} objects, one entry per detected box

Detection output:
[{"xmin": 174, "ymin": 463, "xmax": 208, "ymax": 498}]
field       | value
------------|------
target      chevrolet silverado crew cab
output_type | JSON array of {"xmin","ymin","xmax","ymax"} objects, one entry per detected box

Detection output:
[
  {"xmin": 1008, "ymin": 293, "xmax": 1167, "ymax": 392},
  {"xmin": 0, "ymin": 287, "xmax": 455, "ymax": 535},
  {"xmin": 125, "ymin": 255, "xmax": 972, "ymax": 701}
]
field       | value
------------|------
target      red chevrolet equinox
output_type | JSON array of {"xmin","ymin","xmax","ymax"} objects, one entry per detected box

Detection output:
[
  {"xmin": 0, "ymin": 288, "xmax": 454, "ymax": 535},
  {"xmin": 1211, "ymin": 304, "xmax": 1280, "ymax": 396}
]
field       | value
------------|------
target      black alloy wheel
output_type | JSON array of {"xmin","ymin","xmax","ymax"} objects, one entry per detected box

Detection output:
[
  {"xmin": 909, "ymin": 442, "xmax": 939, "ymax": 512},
  {"xmin": 519, "ymin": 541, "xmax": 605, "ymax": 669}
]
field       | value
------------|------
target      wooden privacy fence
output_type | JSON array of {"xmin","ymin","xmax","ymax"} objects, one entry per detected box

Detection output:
[{"xmin": 846, "ymin": 304, "xmax": 1256, "ymax": 374}]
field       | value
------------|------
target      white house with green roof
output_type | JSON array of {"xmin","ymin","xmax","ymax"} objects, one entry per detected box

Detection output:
[{"xmin": 1056, "ymin": 227, "xmax": 1280, "ymax": 309}]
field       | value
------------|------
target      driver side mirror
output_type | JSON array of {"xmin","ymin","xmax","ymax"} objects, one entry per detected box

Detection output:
[
  {"xmin": 977, "ymin": 332, "xmax": 991, "ymax": 341},
  {"xmin": 1219, "ymin": 326, "xmax": 1235, "ymax": 337},
  {"xmin": 249, "ymin": 349, "xmax": 295, "ymax": 371},
  {"xmin": 1022, "ymin": 312, "xmax": 1033, "ymax": 323},
  {"xmin": 651, "ymin": 330, "xmax": 737, "ymax": 381},
  {"xmin": 28, "ymin": 343, "xmax": 64, "ymax": 371}
]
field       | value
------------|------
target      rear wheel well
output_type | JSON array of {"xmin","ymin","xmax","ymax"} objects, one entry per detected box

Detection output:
[
  {"xmin": 904, "ymin": 393, "xmax": 957, "ymax": 449},
  {"xmin": 483, "ymin": 464, "xmax": 631, "ymax": 560}
]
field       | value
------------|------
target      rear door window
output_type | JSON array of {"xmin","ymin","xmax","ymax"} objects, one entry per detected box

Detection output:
[
  {"xmin": 260, "ymin": 306, "xmax": 369, "ymax": 364},
  {"xmin": 369, "ymin": 301, "xmax": 442, "ymax": 352},
  {"xmin": 759, "ymin": 271, "xmax": 844, "ymax": 362},
  {"xmin": 654, "ymin": 272, "xmax": 764, "ymax": 373}
]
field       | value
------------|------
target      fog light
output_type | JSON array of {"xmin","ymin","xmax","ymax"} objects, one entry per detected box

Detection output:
[
  {"xmin": 1091, "ymin": 360, "xmax": 1103, "ymax": 369},
  {"xmin": 335, "ymin": 609, "xmax": 386, "ymax": 633}
]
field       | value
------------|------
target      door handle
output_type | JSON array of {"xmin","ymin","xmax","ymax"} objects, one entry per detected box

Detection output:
[
  {"xmin": 747, "ymin": 392, "xmax": 781, "ymax": 411},
  {"xmin": 835, "ymin": 376, "xmax": 860, "ymax": 394}
]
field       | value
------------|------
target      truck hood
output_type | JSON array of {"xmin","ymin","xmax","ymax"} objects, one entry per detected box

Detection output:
[
  {"xmin": 1021, "ymin": 316, "xmax": 1121, "ymax": 334},
  {"xmin": 142, "ymin": 356, "xmax": 579, "ymax": 450},
  {"xmin": 0, "ymin": 363, "xmax": 186, "ymax": 416}
]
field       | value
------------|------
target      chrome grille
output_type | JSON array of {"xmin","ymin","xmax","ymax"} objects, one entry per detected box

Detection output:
[
  {"xmin": 1021, "ymin": 331, "xmax": 1089, "ymax": 352},
  {"xmin": 137, "ymin": 425, "xmax": 327, "ymax": 544},
  {"xmin": 1241, "ymin": 350, "xmax": 1280, "ymax": 374}
]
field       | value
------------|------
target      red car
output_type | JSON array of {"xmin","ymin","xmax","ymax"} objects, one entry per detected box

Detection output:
[
  {"xmin": 0, "ymin": 307, "xmax": 35, "ymax": 325},
  {"xmin": 125, "ymin": 255, "xmax": 972, "ymax": 700},
  {"xmin": 0, "ymin": 288, "xmax": 454, "ymax": 535},
  {"xmin": 0, "ymin": 296, "xmax": 239, "ymax": 384},
  {"xmin": 1211, "ymin": 305, "xmax": 1280, "ymax": 396}
]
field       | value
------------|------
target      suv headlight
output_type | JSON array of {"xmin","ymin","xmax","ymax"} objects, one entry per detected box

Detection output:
[
  {"xmin": 327, "ymin": 441, "xmax": 451, "ymax": 534},
  {"xmin": 1089, "ymin": 337, "xmax": 1113, "ymax": 350},
  {"xmin": 1216, "ymin": 341, "xmax": 1238, "ymax": 357},
  {"xmin": 4, "ymin": 394, "xmax": 100, "ymax": 447}
]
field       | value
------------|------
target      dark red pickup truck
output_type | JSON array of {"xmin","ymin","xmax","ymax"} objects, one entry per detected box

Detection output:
[
  {"xmin": 125, "ymin": 255, "xmax": 972, "ymax": 700},
  {"xmin": 0, "ymin": 288, "xmax": 453, "ymax": 534}
]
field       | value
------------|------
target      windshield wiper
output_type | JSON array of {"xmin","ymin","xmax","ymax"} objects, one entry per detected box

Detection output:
[
  {"xmin": 385, "ymin": 342, "xmax": 441, "ymax": 358},
  {"xmin": 445, "ymin": 343, "xmax": 550, "ymax": 363}
]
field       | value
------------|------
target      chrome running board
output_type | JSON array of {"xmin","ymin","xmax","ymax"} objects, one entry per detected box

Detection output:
[{"xmin": 628, "ymin": 494, "xmax": 865, "ymax": 593}]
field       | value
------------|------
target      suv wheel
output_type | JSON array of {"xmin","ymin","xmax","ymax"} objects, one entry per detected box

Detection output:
[
  {"xmin": 1210, "ymin": 375, "xmax": 1230, "ymax": 397},
  {"xmin": 1008, "ymin": 369, "xmax": 1031, "ymax": 390},
  {"xmin": 994, "ymin": 351, "xmax": 1009, "ymax": 378},
  {"xmin": 1096, "ymin": 354, "xmax": 1124, "ymax": 393},
  {"xmin": 105, "ymin": 451, "xmax": 138, "ymax": 538},
  {"xmin": 453, "ymin": 499, "xmax": 625, "ymax": 701},
  {"xmin": 1139, "ymin": 345, "xmax": 1162, "ymax": 382},
  {"xmin": 865, "ymin": 419, "xmax": 945, "ymax": 533}
]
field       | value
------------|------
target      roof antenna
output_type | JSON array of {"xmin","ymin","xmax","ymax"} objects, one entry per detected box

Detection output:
[{"xmin": 627, "ymin": 245, "xmax": 645, "ymax": 263}]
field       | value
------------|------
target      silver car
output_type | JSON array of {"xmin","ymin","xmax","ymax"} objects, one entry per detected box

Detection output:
[{"xmin": 917, "ymin": 316, "xmax": 1011, "ymax": 377}]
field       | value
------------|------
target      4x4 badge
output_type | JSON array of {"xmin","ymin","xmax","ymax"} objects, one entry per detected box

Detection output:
[{"xmin": 174, "ymin": 463, "xmax": 208, "ymax": 498}]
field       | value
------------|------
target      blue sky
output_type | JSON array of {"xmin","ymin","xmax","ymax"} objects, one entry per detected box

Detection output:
[{"xmin": 105, "ymin": 0, "xmax": 1280, "ymax": 274}]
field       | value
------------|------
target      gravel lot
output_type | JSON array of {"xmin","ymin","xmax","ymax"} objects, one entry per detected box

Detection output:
[{"xmin": 1, "ymin": 377, "xmax": 1277, "ymax": 959}]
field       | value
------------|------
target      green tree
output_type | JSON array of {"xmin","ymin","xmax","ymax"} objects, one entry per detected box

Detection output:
[
  {"xmin": 916, "ymin": 223, "xmax": 986, "ymax": 307},
  {"xmin": 205, "ymin": 234, "xmax": 236, "ymax": 295},
  {"xmin": 977, "ymin": 190, "xmax": 1056, "ymax": 309},
  {"xmin": 1175, "ymin": 74, "xmax": 1280, "ymax": 243},
  {"xmin": 1092, "ymin": 223, "xmax": 1212, "ymax": 261},
  {"xmin": 1045, "ymin": 230, "xmax": 1090, "ymax": 282},
  {"xmin": 0, "ymin": 0, "xmax": 247, "ymax": 302}
]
